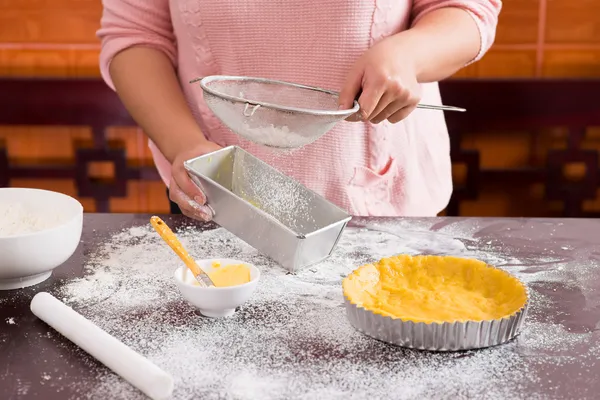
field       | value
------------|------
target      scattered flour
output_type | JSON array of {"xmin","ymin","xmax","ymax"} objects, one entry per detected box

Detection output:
[
  {"xmin": 6, "ymin": 317, "xmax": 15, "ymax": 325},
  {"xmin": 55, "ymin": 220, "xmax": 599, "ymax": 400},
  {"xmin": 15, "ymin": 379, "xmax": 30, "ymax": 396},
  {"xmin": 0, "ymin": 203, "xmax": 63, "ymax": 237}
]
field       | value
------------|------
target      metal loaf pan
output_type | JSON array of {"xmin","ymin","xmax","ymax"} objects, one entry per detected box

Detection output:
[
  {"xmin": 343, "ymin": 265, "xmax": 529, "ymax": 352},
  {"xmin": 184, "ymin": 146, "xmax": 352, "ymax": 272}
]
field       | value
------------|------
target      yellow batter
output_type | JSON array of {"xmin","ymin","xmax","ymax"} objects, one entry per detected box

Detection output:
[
  {"xmin": 205, "ymin": 262, "xmax": 251, "ymax": 287},
  {"xmin": 342, "ymin": 255, "xmax": 527, "ymax": 324}
]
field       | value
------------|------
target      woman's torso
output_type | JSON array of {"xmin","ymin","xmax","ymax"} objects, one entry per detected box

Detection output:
[{"xmin": 150, "ymin": 0, "xmax": 453, "ymax": 216}]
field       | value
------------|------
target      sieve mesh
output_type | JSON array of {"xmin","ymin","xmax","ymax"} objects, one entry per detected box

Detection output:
[{"xmin": 197, "ymin": 76, "xmax": 360, "ymax": 150}]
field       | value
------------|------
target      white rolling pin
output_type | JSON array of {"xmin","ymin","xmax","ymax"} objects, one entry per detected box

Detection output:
[{"xmin": 30, "ymin": 292, "xmax": 174, "ymax": 400}]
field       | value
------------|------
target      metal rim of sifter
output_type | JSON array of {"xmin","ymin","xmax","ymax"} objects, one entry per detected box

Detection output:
[{"xmin": 194, "ymin": 75, "xmax": 361, "ymax": 117}]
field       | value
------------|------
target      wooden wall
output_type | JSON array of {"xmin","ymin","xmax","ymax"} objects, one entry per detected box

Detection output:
[
  {"xmin": 1, "ymin": 0, "xmax": 599, "ymax": 216},
  {"xmin": 450, "ymin": 0, "xmax": 600, "ymax": 216},
  {"xmin": 0, "ymin": 0, "xmax": 168, "ymax": 212},
  {"xmin": 456, "ymin": 0, "xmax": 600, "ymax": 78}
]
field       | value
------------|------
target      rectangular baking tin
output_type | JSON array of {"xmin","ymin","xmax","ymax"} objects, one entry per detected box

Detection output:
[{"xmin": 184, "ymin": 146, "xmax": 351, "ymax": 272}]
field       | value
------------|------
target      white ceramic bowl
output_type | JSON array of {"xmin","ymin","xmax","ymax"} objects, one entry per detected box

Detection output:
[
  {"xmin": 0, "ymin": 188, "xmax": 83, "ymax": 290},
  {"xmin": 173, "ymin": 258, "xmax": 260, "ymax": 318}
]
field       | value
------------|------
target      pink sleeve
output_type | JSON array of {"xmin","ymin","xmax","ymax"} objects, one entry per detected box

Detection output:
[
  {"xmin": 411, "ymin": 0, "xmax": 502, "ymax": 64},
  {"xmin": 97, "ymin": 0, "xmax": 177, "ymax": 90}
]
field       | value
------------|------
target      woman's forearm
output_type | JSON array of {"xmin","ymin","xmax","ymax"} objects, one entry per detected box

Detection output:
[
  {"xmin": 109, "ymin": 46, "xmax": 206, "ymax": 163},
  {"xmin": 394, "ymin": 7, "xmax": 483, "ymax": 83}
]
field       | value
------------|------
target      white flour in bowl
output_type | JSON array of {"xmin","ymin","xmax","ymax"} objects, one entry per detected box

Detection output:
[{"xmin": 0, "ymin": 203, "xmax": 64, "ymax": 238}]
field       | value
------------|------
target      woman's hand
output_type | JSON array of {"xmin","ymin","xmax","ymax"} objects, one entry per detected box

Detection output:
[
  {"xmin": 338, "ymin": 36, "xmax": 422, "ymax": 124},
  {"xmin": 169, "ymin": 140, "xmax": 222, "ymax": 221}
]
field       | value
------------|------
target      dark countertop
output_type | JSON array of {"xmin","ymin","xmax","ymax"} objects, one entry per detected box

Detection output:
[{"xmin": 1, "ymin": 214, "xmax": 599, "ymax": 400}]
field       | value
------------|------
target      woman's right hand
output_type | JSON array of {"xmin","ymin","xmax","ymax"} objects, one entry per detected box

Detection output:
[{"xmin": 168, "ymin": 140, "xmax": 222, "ymax": 221}]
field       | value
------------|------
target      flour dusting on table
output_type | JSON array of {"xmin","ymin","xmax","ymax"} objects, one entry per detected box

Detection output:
[{"xmin": 57, "ymin": 220, "xmax": 600, "ymax": 400}]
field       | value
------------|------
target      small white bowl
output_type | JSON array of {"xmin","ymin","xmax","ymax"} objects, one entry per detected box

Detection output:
[
  {"xmin": 173, "ymin": 258, "xmax": 260, "ymax": 318},
  {"xmin": 0, "ymin": 188, "xmax": 83, "ymax": 290}
]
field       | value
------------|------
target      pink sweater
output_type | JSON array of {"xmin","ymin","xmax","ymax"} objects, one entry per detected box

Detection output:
[{"xmin": 98, "ymin": 0, "xmax": 501, "ymax": 217}]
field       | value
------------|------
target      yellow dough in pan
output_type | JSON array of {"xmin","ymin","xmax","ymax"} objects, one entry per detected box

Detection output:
[{"xmin": 342, "ymin": 255, "xmax": 527, "ymax": 324}]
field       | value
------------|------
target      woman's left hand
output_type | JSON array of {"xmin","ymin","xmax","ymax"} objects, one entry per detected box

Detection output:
[{"xmin": 338, "ymin": 36, "xmax": 422, "ymax": 124}]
